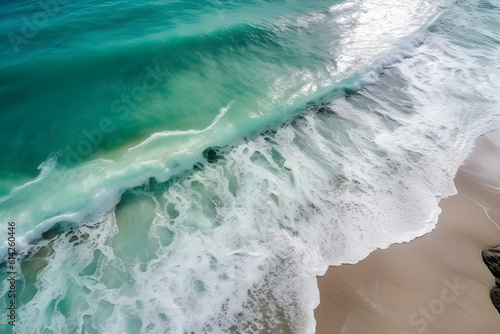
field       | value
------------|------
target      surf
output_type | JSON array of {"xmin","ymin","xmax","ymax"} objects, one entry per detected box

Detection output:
[{"xmin": 2, "ymin": 0, "xmax": 500, "ymax": 333}]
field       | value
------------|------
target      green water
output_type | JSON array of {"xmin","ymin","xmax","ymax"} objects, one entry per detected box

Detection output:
[{"xmin": 0, "ymin": 0, "xmax": 343, "ymax": 189}]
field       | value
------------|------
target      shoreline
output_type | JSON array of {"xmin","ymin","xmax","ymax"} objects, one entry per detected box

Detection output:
[{"xmin": 314, "ymin": 131, "xmax": 500, "ymax": 334}]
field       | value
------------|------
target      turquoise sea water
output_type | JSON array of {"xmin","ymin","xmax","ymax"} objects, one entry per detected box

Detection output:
[{"xmin": 1, "ymin": 0, "xmax": 500, "ymax": 332}]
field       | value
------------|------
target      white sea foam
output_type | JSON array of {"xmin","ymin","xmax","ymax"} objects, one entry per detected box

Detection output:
[{"xmin": 126, "ymin": 100, "xmax": 235, "ymax": 152}]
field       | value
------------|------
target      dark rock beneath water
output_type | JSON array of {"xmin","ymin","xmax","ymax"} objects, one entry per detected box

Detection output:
[
  {"xmin": 202, "ymin": 146, "xmax": 223, "ymax": 163},
  {"xmin": 192, "ymin": 161, "xmax": 204, "ymax": 171}
]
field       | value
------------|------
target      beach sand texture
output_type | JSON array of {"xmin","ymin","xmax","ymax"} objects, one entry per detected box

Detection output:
[{"xmin": 315, "ymin": 131, "xmax": 500, "ymax": 334}]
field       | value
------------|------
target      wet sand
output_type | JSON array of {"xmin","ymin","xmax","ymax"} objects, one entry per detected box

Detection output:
[{"xmin": 315, "ymin": 131, "xmax": 500, "ymax": 334}]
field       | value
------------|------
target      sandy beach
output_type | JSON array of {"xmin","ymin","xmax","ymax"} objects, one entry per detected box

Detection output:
[{"xmin": 315, "ymin": 131, "xmax": 500, "ymax": 334}]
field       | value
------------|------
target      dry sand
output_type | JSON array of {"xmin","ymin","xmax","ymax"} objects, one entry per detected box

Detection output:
[{"xmin": 315, "ymin": 131, "xmax": 500, "ymax": 334}]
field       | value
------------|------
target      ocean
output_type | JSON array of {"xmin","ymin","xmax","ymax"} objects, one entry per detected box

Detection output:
[{"xmin": 1, "ymin": 0, "xmax": 499, "ymax": 332}]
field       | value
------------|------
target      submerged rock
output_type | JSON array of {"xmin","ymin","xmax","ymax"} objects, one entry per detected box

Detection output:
[{"xmin": 202, "ymin": 146, "xmax": 223, "ymax": 163}]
